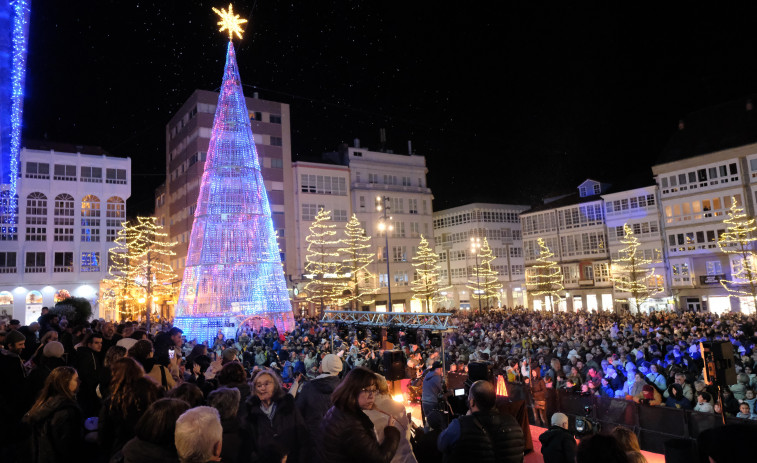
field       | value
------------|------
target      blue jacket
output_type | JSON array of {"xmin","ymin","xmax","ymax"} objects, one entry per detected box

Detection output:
[{"xmin": 422, "ymin": 370, "xmax": 443, "ymax": 404}]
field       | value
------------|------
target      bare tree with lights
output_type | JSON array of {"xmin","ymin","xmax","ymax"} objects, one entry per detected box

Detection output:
[
  {"xmin": 466, "ymin": 237, "xmax": 502, "ymax": 310},
  {"xmin": 610, "ymin": 223, "xmax": 663, "ymax": 313},
  {"xmin": 410, "ymin": 234, "xmax": 450, "ymax": 312},
  {"xmin": 304, "ymin": 209, "xmax": 348, "ymax": 313},
  {"xmin": 336, "ymin": 214, "xmax": 376, "ymax": 310},
  {"xmin": 718, "ymin": 197, "xmax": 757, "ymax": 313},
  {"xmin": 526, "ymin": 238, "xmax": 564, "ymax": 312},
  {"xmin": 104, "ymin": 217, "xmax": 177, "ymax": 329}
]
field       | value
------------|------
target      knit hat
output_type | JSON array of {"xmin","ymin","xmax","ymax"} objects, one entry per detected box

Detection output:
[
  {"xmin": 4, "ymin": 329, "xmax": 25, "ymax": 346},
  {"xmin": 43, "ymin": 341, "xmax": 65, "ymax": 358},
  {"xmin": 116, "ymin": 337, "xmax": 138, "ymax": 351},
  {"xmin": 321, "ymin": 354, "xmax": 343, "ymax": 375}
]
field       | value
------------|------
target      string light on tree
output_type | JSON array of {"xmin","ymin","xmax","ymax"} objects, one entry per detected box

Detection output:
[
  {"xmin": 718, "ymin": 197, "xmax": 757, "ymax": 313},
  {"xmin": 303, "ymin": 209, "xmax": 348, "ymax": 313},
  {"xmin": 212, "ymin": 3, "xmax": 247, "ymax": 40},
  {"xmin": 336, "ymin": 214, "xmax": 376, "ymax": 310},
  {"xmin": 411, "ymin": 234, "xmax": 450, "ymax": 313},
  {"xmin": 610, "ymin": 223, "xmax": 663, "ymax": 313},
  {"xmin": 466, "ymin": 237, "xmax": 502, "ymax": 310},
  {"xmin": 526, "ymin": 238, "xmax": 564, "ymax": 312}
]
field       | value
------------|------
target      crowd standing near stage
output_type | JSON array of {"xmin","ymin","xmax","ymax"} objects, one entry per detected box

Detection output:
[{"xmin": 2, "ymin": 305, "xmax": 757, "ymax": 462}]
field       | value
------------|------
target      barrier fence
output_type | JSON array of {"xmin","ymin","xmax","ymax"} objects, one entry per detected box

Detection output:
[{"xmin": 503, "ymin": 381, "xmax": 757, "ymax": 454}]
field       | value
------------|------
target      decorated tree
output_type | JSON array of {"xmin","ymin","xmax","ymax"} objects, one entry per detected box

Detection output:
[
  {"xmin": 610, "ymin": 224, "xmax": 663, "ymax": 313},
  {"xmin": 526, "ymin": 238, "xmax": 564, "ymax": 312},
  {"xmin": 304, "ymin": 209, "xmax": 347, "ymax": 312},
  {"xmin": 466, "ymin": 237, "xmax": 502, "ymax": 309},
  {"xmin": 411, "ymin": 235, "xmax": 450, "ymax": 312},
  {"xmin": 336, "ymin": 214, "xmax": 376, "ymax": 309},
  {"xmin": 718, "ymin": 197, "xmax": 757, "ymax": 312},
  {"xmin": 104, "ymin": 217, "xmax": 178, "ymax": 329}
]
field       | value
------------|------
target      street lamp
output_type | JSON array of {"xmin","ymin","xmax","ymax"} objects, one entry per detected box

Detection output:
[
  {"xmin": 377, "ymin": 196, "xmax": 394, "ymax": 312},
  {"xmin": 470, "ymin": 237, "xmax": 481, "ymax": 310}
]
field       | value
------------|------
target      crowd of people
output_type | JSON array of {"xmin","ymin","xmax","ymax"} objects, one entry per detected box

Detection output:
[{"xmin": 1, "ymin": 305, "xmax": 757, "ymax": 463}]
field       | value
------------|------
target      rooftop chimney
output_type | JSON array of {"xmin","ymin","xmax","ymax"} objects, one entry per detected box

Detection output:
[
  {"xmin": 354, "ymin": 138, "xmax": 360, "ymax": 148},
  {"xmin": 253, "ymin": 91, "xmax": 259, "ymax": 99},
  {"xmin": 408, "ymin": 140, "xmax": 412, "ymax": 155}
]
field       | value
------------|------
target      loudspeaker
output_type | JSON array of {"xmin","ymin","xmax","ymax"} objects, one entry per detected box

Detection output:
[
  {"xmin": 467, "ymin": 362, "xmax": 492, "ymax": 383},
  {"xmin": 700, "ymin": 341, "xmax": 737, "ymax": 387},
  {"xmin": 383, "ymin": 350, "xmax": 406, "ymax": 381}
]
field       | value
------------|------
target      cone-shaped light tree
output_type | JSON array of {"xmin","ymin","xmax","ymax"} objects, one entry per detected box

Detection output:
[
  {"xmin": 610, "ymin": 224, "xmax": 663, "ymax": 313},
  {"xmin": 466, "ymin": 237, "xmax": 502, "ymax": 309},
  {"xmin": 174, "ymin": 7, "xmax": 294, "ymax": 341},
  {"xmin": 336, "ymin": 214, "xmax": 376, "ymax": 310},
  {"xmin": 526, "ymin": 238, "xmax": 564, "ymax": 312},
  {"xmin": 718, "ymin": 197, "xmax": 757, "ymax": 313},
  {"xmin": 411, "ymin": 235, "xmax": 450, "ymax": 312},
  {"xmin": 304, "ymin": 209, "xmax": 347, "ymax": 312},
  {"xmin": 104, "ymin": 217, "xmax": 178, "ymax": 328}
]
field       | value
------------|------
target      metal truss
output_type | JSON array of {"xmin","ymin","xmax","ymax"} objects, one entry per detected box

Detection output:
[{"xmin": 320, "ymin": 310, "xmax": 456, "ymax": 331}]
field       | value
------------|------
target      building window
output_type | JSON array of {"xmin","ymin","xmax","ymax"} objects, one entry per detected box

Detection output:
[
  {"xmin": 106, "ymin": 168, "xmax": 127, "ymax": 184},
  {"xmin": 81, "ymin": 195, "xmax": 101, "ymax": 242},
  {"xmin": 106, "ymin": 197, "xmax": 125, "ymax": 242},
  {"xmin": 81, "ymin": 252, "xmax": 100, "ymax": 272},
  {"xmin": 270, "ymin": 136, "xmax": 283, "ymax": 146},
  {"xmin": 25, "ymin": 252, "xmax": 45, "ymax": 273},
  {"xmin": 269, "ymin": 114, "xmax": 282, "ymax": 124},
  {"xmin": 271, "ymin": 158, "xmax": 283, "ymax": 168},
  {"xmin": 25, "ymin": 192, "xmax": 47, "ymax": 241},
  {"xmin": 706, "ymin": 261, "xmax": 723, "ymax": 275},
  {"xmin": 53, "ymin": 164, "xmax": 76, "ymax": 181},
  {"xmin": 54, "ymin": 252, "xmax": 73, "ymax": 273},
  {"xmin": 301, "ymin": 204, "xmax": 324, "ymax": 221},
  {"xmin": 25, "ymin": 162, "xmax": 49, "ymax": 179},
  {"xmin": 0, "ymin": 192, "xmax": 19, "ymax": 241},
  {"xmin": 0, "ymin": 252, "xmax": 17, "ymax": 273},
  {"xmin": 80, "ymin": 166, "xmax": 103, "ymax": 183},
  {"xmin": 333, "ymin": 209, "xmax": 348, "ymax": 221}
]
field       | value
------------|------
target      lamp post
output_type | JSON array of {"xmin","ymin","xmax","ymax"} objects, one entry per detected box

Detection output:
[
  {"xmin": 471, "ymin": 237, "xmax": 481, "ymax": 310},
  {"xmin": 377, "ymin": 196, "xmax": 394, "ymax": 312}
]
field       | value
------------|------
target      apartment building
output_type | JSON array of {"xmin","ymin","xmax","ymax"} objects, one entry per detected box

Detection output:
[
  {"xmin": 522, "ymin": 179, "xmax": 612, "ymax": 311},
  {"xmin": 432, "ymin": 203, "xmax": 529, "ymax": 310},
  {"xmin": 0, "ymin": 144, "xmax": 131, "ymax": 323}
]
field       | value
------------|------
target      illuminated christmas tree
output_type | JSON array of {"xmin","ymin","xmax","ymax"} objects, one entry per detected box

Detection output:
[
  {"xmin": 718, "ymin": 197, "xmax": 757, "ymax": 312},
  {"xmin": 175, "ymin": 7, "xmax": 294, "ymax": 340},
  {"xmin": 336, "ymin": 214, "xmax": 376, "ymax": 309},
  {"xmin": 303, "ymin": 209, "xmax": 347, "ymax": 312},
  {"xmin": 411, "ymin": 235, "xmax": 450, "ymax": 312},
  {"xmin": 526, "ymin": 238, "xmax": 564, "ymax": 312},
  {"xmin": 466, "ymin": 237, "xmax": 502, "ymax": 309},
  {"xmin": 104, "ymin": 217, "xmax": 178, "ymax": 326},
  {"xmin": 610, "ymin": 224, "xmax": 663, "ymax": 313}
]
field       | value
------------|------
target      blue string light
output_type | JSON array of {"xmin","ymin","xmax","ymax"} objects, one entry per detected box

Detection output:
[
  {"xmin": 9, "ymin": 0, "xmax": 29, "ymax": 199},
  {"xmin": 174, "ymin": 42, "xmax": 294, "ymax": 342}
]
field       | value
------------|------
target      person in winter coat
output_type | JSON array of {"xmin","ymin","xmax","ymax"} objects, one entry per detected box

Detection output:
[
  {"xmin": 121, "ymin": 398, "xmax": 190, "ymax": 463},
  {"xmin": 295, "ymin": 353, "xmax": 343, "ymax": 448},
  {"xmin": 128, "ymin": 339, "xmax": 176, "ymax": 391},
  {"xmin": 528, "ymin": 368, "xmax": 548, "ymax": 427},
  {"xmin": 23, "ymin": 366, "xmax": 84, "ymax": 463},
  {"xmin": 317, "ymin": 366, "xmax": 400, "ymax": 463},
  {"xmin": 421, "ymin": 361, "xmax": 445, "ymax": 429},
  {"xmin": 438, "ymin": 380, "xmax": 524, "ymax": 463},
  {"xmin": 238, "ymin": 368, "xmax": 309, "ymax": 463},
  {"xmin": 363, "ymin": 374, "xmax": 418, "ymax": 463},
  {"xmin": 74, "ymin": 332, "xmax": 103, "ymax": 418},
  {"xmin": 538, "ymin": 412, "xmax": 576, "ymax": 463},
  {"xmin": 664, "ymin": 383, "xmax": 692, "ymax": 409},
  {"xmin": 207, "ymin": 387, "xmax": 242, "ymax": 463},
  {"xmin": 26, "ymin": 341, "xmax": 67, "ymax": 402}
]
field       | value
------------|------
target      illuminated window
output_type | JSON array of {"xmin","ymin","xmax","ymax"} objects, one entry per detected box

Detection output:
[
  {"xmin": 0, "ymin": 192, "xmax": 19, "ymax": 241},
  {"xmin": 25, "ymin": 192, "xmax": 47, "ymax": 241},
  {"xmin": 106, "ymin": 197, "xmax": 125, "ymax": 242},
  {"xmin": 81, "ymin": 195, "xmax": 101, "ymax": 242}
]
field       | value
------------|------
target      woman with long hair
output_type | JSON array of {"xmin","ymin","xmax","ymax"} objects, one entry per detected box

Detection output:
[
  {"xmin": 529, "ymin": 367, "xmax": 548, "ymax": 426},
  {"xmin": 611, "ymin": 426, "xmax": 647, "ymax": 463},
  {"xmin": 318, "ymin": 366, "xmax": 400, "ymax": 463},
  {"xmin": 121, "ymin": 398, "xmax": 190, "ymax": 463},
  {"xmin": 238, "ymin": 368, "xmax": 309, "ymax": 462},
  {"xmin": 23, "ymin": 366, "xmax": 83, "ymax": 463},
  {"xmin": 98, "ymin": 357, "xmax": 162, "ymax": 459},
  {"xmin": 128, "ymin": 339, "xmax": 176, "ymax": 391}
]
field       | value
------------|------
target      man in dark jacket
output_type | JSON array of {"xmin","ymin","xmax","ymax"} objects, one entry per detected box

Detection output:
[
  {"xmin": 74, "ymin": 333, "xmax": 103, "ymax": 417},
  {"xmin": 0, "ymin": 330, "xmax": 28, "ymax": 460},
  {"xmin": 539, "ymin": 412, "xmax": 576, "ymax": 463},
  {"xmin": 438, "ymin": 380, "xmax": 525, "ymax": 463},
  {"xmin": 422, "ymin": 361, "xmax": 445, "ymax": 429},
  {"xmin": 295, "ymin": 353, "xmax": 342, "ymax": 445}
]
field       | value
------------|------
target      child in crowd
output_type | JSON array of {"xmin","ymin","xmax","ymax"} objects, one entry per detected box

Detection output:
[{"xmin": 736, "ymin": 402, "xmax": 757, "ymax": 420}]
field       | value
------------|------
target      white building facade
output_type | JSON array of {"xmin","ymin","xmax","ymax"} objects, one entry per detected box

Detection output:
[
  {"xmin": 432, "ymin": 203, "xmax": 529, "ymax": 310},
  {"xmin": 0, "ymin": 146, "xmax": 131, "ymax": 323},
  {"xmin": 602, "ymin": 185, "xmax": 672, "ymax": 312},
  {"xmin": 652, "ymin": 143, "xmax": 757, "ymax": 314}
]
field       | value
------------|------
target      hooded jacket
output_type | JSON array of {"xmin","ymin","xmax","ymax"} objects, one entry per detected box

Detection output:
[
  {"xmin": 538, "ymin": 425, "xmax": 576, "ymax": 463},
  {"xmin": 295, "ymin": 374, "xmax": 341, "ymax": 442},
  {"xmin": 23, "ymin": 395, "xmax": 83, "ymax": 463},
  {"xmin": 239, "ymin": 393, "xmax": 309, "ymax": 463}
]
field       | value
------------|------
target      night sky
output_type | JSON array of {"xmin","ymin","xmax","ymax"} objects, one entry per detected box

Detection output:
[{"xmin": 20, "ymin": 2, "xmax": 757, "ymax": 216}]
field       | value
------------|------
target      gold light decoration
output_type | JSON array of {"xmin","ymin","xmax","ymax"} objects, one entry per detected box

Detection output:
[
  {"xmin": 718, "ymin": 197, "xmax": 757, "ymax": 312},
  {"xmin": 410, "ymin": 235, "xmax": 451, "ymax": 313},
  {"xmin": 336, "ymin": 214, "xmax": 376, "ymax": 309},
  {"xmin": 610, "ymin": 223, "xmax": 663, "ymax": 313},
  {"xmin": 213, "ymin": 3, "xmax": 247, "ymax": 41},
  {"xmin": 466, "ymin": 237, "xmax": 502, "ymax": 310},
  {"xmin": 526, "ymin": 238, "xmax": 564, "ymax": 312},
  {"xmin": 303, "ymin": 209, "xmax": 349, "ymax": 313}
]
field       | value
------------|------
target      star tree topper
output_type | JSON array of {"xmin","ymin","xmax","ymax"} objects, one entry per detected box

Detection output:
[{"xmin": 213, "ymin": 3, "xmax": 247, "ymax": 40}]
